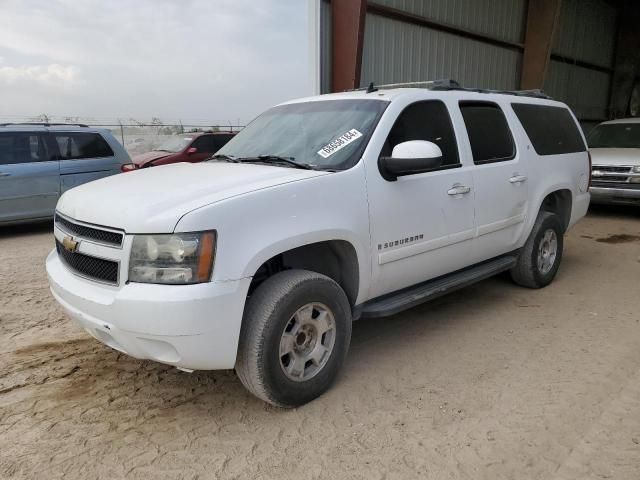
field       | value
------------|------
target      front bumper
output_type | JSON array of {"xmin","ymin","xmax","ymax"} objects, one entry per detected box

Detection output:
[
  {"xmin": 590, "ymin": 186, "xmax": 640, "ymax": 206},
  {"xmin": 46, "ymin": 249, "xmax": 251, "ymax": 370}
]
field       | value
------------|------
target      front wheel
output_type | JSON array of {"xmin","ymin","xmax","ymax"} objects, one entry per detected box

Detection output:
[
  {"xmin": 510, "ymin": 211, "xmax": 564, "ymax": 288},
  {"xmin": 235, "ymin": 270, "xmax": 352, "ymax": 407}
]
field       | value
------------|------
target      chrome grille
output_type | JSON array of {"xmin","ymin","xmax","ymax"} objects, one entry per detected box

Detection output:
[
  {"xmin": 593, "ymin": 165, "xmax": 632, "ymax": 173},
  {"xmin": 591, "ymin": 165, "xmax": 633, "ymax": 184},
  {"xmin": 55, "ymin": 239, "xmax": 119, "ymax": 285},
  {"xmin": 54, "ymin": 213, "xmax": 123, "ymax": 247}
]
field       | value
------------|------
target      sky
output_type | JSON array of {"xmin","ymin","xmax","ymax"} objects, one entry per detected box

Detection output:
[{"xmin": 0, "ymin": 0, "xmax": 313, "ymax": 126}]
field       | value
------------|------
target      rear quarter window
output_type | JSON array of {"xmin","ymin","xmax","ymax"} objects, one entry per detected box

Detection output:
[{"xmin": 511, "ymin": 104, "xmax": 586, "ymax": 155}]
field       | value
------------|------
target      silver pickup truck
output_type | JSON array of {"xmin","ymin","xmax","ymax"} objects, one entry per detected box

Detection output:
[{"xmin": 588, "ymin": 118, "xmax": 640, "ymax": 206}]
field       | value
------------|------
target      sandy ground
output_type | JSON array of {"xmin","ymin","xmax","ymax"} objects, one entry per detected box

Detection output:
[{"xmin": 1, "ymin": 205, "xmax": 639, "ymax": 480}]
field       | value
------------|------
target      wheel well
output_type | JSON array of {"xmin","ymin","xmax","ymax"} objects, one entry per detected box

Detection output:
[
  {"xmin": 249, "ymin": 240, "xmax": 360, "ymax": 306},
  {"xmin": 540, "ymin": 189, "xmax": 572, "ymax": 232}
]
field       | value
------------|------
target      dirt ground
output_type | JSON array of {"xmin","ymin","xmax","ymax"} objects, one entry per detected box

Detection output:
[{"xmin": 1, "ymin": 206, "xmax": 639, "ymax": 480}]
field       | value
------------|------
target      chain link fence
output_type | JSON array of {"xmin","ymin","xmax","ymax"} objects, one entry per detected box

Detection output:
[
  {"xmin": 0, "ymin": 116, "xmax": 244, "ymax": 155},
  {"xmin": 92, "ymin": 124, "xmax": 244, "ymax": 155}
]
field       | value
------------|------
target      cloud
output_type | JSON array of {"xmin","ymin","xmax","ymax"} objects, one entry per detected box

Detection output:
[
  {"xmin": 0, "ymin": 0, "xmax": 312, "ymax": 124},
  {"xmin": 0, "ymin": 63, "xmax": 80, "ymax": 86}
]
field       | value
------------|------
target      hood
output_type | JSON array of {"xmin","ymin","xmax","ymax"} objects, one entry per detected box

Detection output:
[
  {"xmin": 131, "ymin": 150, "xmax": 172, "ymax": 167},
  {"xmin": 57, "ymin": 162, "xmax": 328, "ymax": 233},
  {"xmin": 590, "ymin": 148, "xmax": 640, "ymax": 167}
]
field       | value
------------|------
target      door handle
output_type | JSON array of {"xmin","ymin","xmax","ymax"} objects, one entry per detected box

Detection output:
[
  {"xmin": 0, "ymin": 172, "xmax": 10, "ymax": 177},
  {"xmin": 447, "ymin": 184, "xmax": 471, "ymax": 196},
  {"xmin": 509, "ymin": 175, "xmax": 528, "ymax": 184}
]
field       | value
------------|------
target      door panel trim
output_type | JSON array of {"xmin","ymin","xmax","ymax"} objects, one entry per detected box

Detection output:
[
  {"xmin": 476, "ymin": 213, "xmax": 525, "ymax": 236},
  {"xmin": 378, "ymin": 228, "xmax": 475, "ymax": 265},
  {"xmin": 60, "ymin": 169, "xmax": 111, "ymax": 176}
]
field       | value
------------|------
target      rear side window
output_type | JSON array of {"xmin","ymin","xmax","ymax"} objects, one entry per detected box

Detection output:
[
  {"xmin": 459, "ymin": 102, "xmax": 515, "ymax": 164},
  {"xmin": 0, "ymin": 133, "xmax": 52, "ymax": 165},
  {"xmin": 53, "ymin": 132, "xmax": 114, "ymax": 160},
  {"xmin": 380, "ymin": 100, "xmax": 460, "ymax": 167},
  {"xmin": 511, "ymin": 104, "xmax": 586, "ymax": 155}
]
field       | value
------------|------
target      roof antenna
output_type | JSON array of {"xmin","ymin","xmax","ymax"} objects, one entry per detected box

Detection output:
[{"xmin": 366, "ymin": 82, "xmax": 378, "ymax": 93}]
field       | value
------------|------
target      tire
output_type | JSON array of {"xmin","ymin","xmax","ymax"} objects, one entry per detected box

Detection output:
[
  {"xmin": 510, "ymin": 211, "xmax": 564, "ymax": 289},
  {"xmin": 235, "ymin": 269, "xmax": 352, "ymax": 408}
]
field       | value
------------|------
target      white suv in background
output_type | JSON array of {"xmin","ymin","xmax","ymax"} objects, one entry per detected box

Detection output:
[
  {"xmin": 588, "ymin": 118, "xmax": 640, "ymax": 205},
  {"xmin": 46, "ymin": 82, "xmax": 590, "ymax": 407}
]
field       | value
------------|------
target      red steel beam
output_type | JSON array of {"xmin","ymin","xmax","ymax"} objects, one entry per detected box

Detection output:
[
  {"xmin": 331, "ymin": 0, "xmax": 367, "ymax": 92},
  {"xmin": 520, "ymin": 0, "xmax": 562, "ymax": 90}
]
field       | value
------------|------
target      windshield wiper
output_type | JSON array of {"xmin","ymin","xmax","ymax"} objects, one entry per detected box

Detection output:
[
  {"xmin": 208, "ymin": 153, "xmax": 239, "ymax": 162},
  {"xmin": 235, "ymin": 155, "xmax": 316, "ymax": 170}
]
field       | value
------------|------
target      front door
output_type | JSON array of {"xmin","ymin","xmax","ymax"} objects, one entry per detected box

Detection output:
[
  {"xmin": 365, "ymin": 100, "xmax": 476, "ymax": 298},
  {"xmin": 188, "ymin": 135, "xmax": 219, "ymax": 163},
  {"xmin": 457, "ymin": 101, "xmax": 529, "ymax": 262},
  {"xmin": 0, "ymin": 132, "xmax": 60, "ymax": 223}
]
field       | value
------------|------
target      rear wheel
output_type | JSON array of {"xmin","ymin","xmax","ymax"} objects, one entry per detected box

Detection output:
[
  {"xmin": 511, "ymin": 211, "xmax": 564, "ymax": 288},
  {"xmin": 236, "ymin": 270, "xmax": 352, "ymax": 407}
]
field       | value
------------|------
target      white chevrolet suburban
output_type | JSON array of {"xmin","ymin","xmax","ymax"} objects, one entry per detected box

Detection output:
[{"xmin": 47, "ymin": 81, "xmax": 591, "ymax": 407}]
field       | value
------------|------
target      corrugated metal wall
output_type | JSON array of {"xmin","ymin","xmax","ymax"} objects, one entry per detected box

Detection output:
[
  {"xmin": 545, "ymin": 62, "xmax": 611, "ymax": 120},
  {"xmin": 359, "ymin": 0, "xmax": 527, "ymax": 90},
  {"xmin": 545, "ymin": 0, "xmax": 617, "ymax": 122},
  {"xmin": 360, "ymin": 14, "xmax": 522, "ymax": 90},
  {"xmin": 370, "ymin": 0, "xmax": 527, "ymax": 44},
  {"xmin": 320, "ymin": 0, "xmax": 619, "ymax": 124},
  {"xmin": 552, "ymin": 0, "xmax": 616, "ymax": 68}
]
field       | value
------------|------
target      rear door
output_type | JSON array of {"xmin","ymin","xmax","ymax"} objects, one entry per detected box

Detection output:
[
  {"xmin": 50, "ymin": 131, "xmax": 121, "ymax": 193},
  {"xmin": 0, "ymin": 131, "xmax": 60, "ymax": 223},
  {"xmin": 458, "ymin": 101, "xmax": 529, "ymax": 262}
]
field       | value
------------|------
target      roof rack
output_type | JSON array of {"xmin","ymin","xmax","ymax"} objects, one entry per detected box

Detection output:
[
  {"xmin": 0, "ymin": 122, "xmax": 89, "ymax": 127},
  {"xmin": 356, "ymin": 79, "xmax": 551, "ymax": 100}
]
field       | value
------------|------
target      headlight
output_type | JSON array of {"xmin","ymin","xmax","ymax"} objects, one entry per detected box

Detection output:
[
  {"xmin": 128, "ymin": 231, "xmax": 216, "ymax": 284},
  {"xmin": 632, "ymin": 166, "xmax": 640, "ymax": 173}
]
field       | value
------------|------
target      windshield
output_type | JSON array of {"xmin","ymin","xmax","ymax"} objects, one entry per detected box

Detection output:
[
  {"xmin": 588, "ymin": 123, "xmax": 640, "ymax": 149},
  {"xmin": 155, "ymin": 136, "xmax": 192, "ymax": 153},
  {"xmin": 215, "ymin": 99, "xmax": 388, "ymax": 170}
]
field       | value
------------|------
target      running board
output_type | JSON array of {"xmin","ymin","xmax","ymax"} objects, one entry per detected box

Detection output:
[{"xmin": 357, "ymin": 255, "xmax": 518, "ymax": 319}]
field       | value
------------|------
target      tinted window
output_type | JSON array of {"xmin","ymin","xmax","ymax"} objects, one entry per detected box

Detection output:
[
  {"xmin": 511, "ymin": 103, "xmax": 586, "ymax": 155},
  {"xmin": 0, "ymin": 133, "xmax": 52, "ymax": 165},
  {"xmin": 587, "ymin": 123, "xmax": 640, "ymax": 149},
  {"xmin": 381, "ymin": 101, "xmax": 459, "ymax": 167},
  {"xmin": 213, "ymin": 134, "xmax": 234, "ymax": 151},
  {"xmin": 192, "ymin": 135, "xmax": 230, "ymax": 153},
  {"xmin": 460, "ymin": 102, "xmax": 515, "ymax": 164},
  {"xmin": 192, "ymin": 136, "xmax": 213, "ymax": 153},
  {"xmin": 53, "ymin": 132, "xmax": 114, "ymax": 160}
]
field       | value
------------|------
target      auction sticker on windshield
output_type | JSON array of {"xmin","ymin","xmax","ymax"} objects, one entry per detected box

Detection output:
[{"xmin": 317, "ymin": 129, "xmax": 363, "ymax": 159}]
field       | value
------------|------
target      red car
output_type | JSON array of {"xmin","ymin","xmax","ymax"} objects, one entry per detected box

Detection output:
[{"xmin": 131, "ymin": 131, "xmax": 235, "ymax": 168}]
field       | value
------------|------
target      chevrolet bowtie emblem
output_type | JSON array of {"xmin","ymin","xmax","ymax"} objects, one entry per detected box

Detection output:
[{"xmin": 62, "ymin": 236, "xmax": 80, "ymax": 253}]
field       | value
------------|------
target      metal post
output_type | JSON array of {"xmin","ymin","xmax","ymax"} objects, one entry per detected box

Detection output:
[
  {"xmin": 520, "ymin": 0, "xmax": 562, "ymax": 90},
  {"xmin": 331, "ymin": 0, "xmax": 367, "ymax": 92},
  {"xmin": 119, "ymin": 121, "xmax": 125, "ymax": 145}
]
